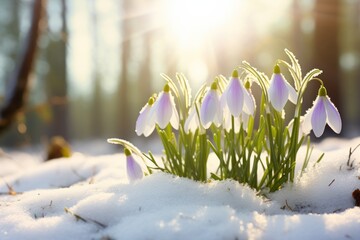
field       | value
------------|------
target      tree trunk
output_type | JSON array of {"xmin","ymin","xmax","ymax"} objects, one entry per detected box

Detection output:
[
  {"xmin": 45, "ymin": 0, "xmax": 69, "ymax": 140},
  {"xmin": 90, "ymin": 0, "xmax": 103, "ymax": 138},
  {"xmin": 116, "ymin": 0, "xmax": 131, "ymax": 139},
  {"xmin": 0, "ymin": 0, "xmax": 44, "ymax": 134}
]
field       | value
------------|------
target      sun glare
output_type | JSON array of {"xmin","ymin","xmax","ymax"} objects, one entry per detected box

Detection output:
[{"xmin": 165, "ymin": 0, "xmax": 234, "ymax": 48}]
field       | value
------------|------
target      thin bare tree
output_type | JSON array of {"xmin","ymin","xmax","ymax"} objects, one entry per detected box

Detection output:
[{"xmin": 0, "ymin": 0, "xmax": 45, "ymax": 134}]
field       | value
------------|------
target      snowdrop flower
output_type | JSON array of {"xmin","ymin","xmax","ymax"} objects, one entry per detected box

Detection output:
[
  {"xmin": 200, "ymin": 81, "xmax": 222, "ymax": 129},
  {"xmin": 124, "ymin": 148, "xmax": 143, "ymax": 182},
  {"xmin": 150, "ymin": 84, "xmax": 179, "ymax": 129},
  {"xmin": 302, "ymin": 86, "xmax": 342, "ymax": 137},
  {"xmin": 221, "ymin": 70, "xmax": 255, "ymax": 117},
  {"xmin": 268, "ymin": 65, "xmax": 297, "ymax": 111},
  {"xmin": 135, "ymin": 96, "xmax": 156, "ymax": 137},
  {"xmin": 184, "ymin": 104, "xmax": 202, "ymax": 133},
  {"xmin": 243, "ymin": 78, "xmax": 256, "ymax": 115}
]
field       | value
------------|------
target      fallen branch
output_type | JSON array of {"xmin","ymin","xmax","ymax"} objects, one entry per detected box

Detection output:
[{"xmin": 64, "ymin": 207, "xmax": 107, "ymax": 229}]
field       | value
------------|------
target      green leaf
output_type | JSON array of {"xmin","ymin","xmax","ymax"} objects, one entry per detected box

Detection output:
[
  {"xmin": 107, "ymin": 138, "xmax": 144, "ymax": 160},
  {"xmin": 303, "ymin": 68, "xmax": 322, "ymax": 84},
  {"xmin": 284, "ymin": 48, "xmax": 302, "ymax": 80},
  {"xmin": 210, "ymin": 173, "xmax": 221, "ymax": 180}
]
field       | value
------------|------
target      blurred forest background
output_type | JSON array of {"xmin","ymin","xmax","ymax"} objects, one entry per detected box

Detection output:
[{"xmin": 0, "ymin": 0, "xmax": 359, "ymax": 148}]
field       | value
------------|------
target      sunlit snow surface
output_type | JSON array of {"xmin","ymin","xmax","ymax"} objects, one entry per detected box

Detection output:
[{"xmin": 1, "ymin": 138, "xmax": 360, "ymax": 240}]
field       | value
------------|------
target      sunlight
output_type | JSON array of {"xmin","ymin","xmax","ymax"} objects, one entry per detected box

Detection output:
[
  {"xmin": 159, "ymin": 0, "xmax": 292, "ymax": 87},
  {"xmin": 164, "ymin": 0, "xmax": 234, "ymax": 49},
  {"xmin": 163, "ymin": 0, "xmax": 291, "ymax": 49}
]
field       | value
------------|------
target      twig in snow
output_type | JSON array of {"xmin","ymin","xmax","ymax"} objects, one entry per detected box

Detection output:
[
  {"xmin": 71, "ymin": 167, "xmax": 97, "ymax": 184},
  {"xmin": 346, "ymin": 144, "xmax": 360, "ymax": 170},
  {"xmin": 0, "ymin": 179, "xmax": 20, "ymax": 195},
  {"xmin": 328, "ymin": 179, "xmax": 335, "ymax": 186},
  {"xmin": 285, "ymin": 200, "xmax": 293, "ymax": 211},
  {"xmin": 64, "ymin": 207, "xmax": 107, "ymax": 229},
  {"xmin": 280, "ymin": 200, "xmax": 294, "ymax": 211}
]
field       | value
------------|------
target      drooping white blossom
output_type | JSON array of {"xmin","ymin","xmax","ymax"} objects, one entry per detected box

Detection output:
[
  {"xmin": 243, "ymin": 78, "xmax": 256, "ymax": 116},
  {"xmin": 302, "ymin": 86, "xmax": 342, "ymax": 137},
  {"xmin": 221, "ymin": 70, "xmax": 245, "ymax": 117},
  {"xmin": 200, "ymin": 81, "xmax": 222, "ymax": 129},
  {"xmin": 268, "ymin": 65, "xmax": 297, "ymax": 111},
  {"xmin": 124, "ymin": 148, "xmax": 143, "ymax": 182},
  {"xmin": 184, "ymin": 104, "xmax": 201, "ymax": 133},
  {"xmin": 221, "ymin": 72, "xmax": 256, "ymax": 132},
  {"xmin": 150, "ymin": 84, "xmax": 179, "ymax": 129},
  {"xmin": 135, "ymin": 97, "xmax": 156, "ymax": 137}
]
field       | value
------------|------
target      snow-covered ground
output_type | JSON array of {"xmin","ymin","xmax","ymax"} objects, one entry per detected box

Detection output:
[{"xmin": 0, "ymin": 138, "xmax": 360, "ymax": 240}]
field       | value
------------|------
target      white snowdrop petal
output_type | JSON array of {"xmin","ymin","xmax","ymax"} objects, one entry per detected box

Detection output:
[
  {"xmin": 214, "ymin": 104, "xmax": 223, "ymax": 127},
  {"xmin": 243, "ymin": 89, "xmax": 255, "ymax": 115},
  {"xmin": 286, "ymin": 81, "xmax": 298, "ymax": 104},
  {"xmin": 311, "ymin": 98, "xmax": 327, "ymax": 137},
  {"xmin": 170, "ymin": 107, "xmax": 179, "ymax": 130},
  {"xmin": 268, "ymin": 74, "xmax": 289, "ymax": 111},
  {"xmin": 200, "ymin": 90, "xmax": 219, "ymax": 129},
  {"xmin": 135, "ymin": 106, "xmax": 148, "ymax": 136},
  {"xmin": 143, "ymin": 120, "xmax": 155, "ymax": 137},
  {"xmin": 324, "ymin": 96, "xmax": 342, "ymax": 134},
  {"xmin": 155, "ymin": 92, "xmax": 173, "ymax": 129},
  {"xmin": 184, "ymin": 107, "xmax": 195, "ymax": 133},
  {"xmin": 220, "ymin": 88, "xmax": 227, "ymax": 110},
  {"xmin": 135, "ymin": 105, "xmax": 155, "ymax": 136},
  {"xmin": 168, "ymin": 92, "xmax": 179, "ymax": 129},
  {"xmin": 126, "ymin": 155, "xmax": 143, "ymax": 182},
  {"xmin": 226, "ymin": 78, "xmax": 244, "ymax": 117}
]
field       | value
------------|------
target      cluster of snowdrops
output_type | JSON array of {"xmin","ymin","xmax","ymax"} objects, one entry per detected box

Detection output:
[{"xmin": 108, "ymin": 49, "xmax": 342, "ymax": 192}]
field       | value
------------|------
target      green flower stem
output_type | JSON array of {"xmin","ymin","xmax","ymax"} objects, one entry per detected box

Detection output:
[
  {"xmin": 265, "ymin": 112, "xmax": 276, "ymax": 182},
  {"xmin": 198, "ymin": 133, "xmax": 209, "ymax": 181}
]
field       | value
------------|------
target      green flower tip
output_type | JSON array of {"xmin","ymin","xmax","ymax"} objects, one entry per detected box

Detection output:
[
  {"xmin": 124, "ymin": 148, "xmax": 132, "ymax": 156},
  {"xmin": 211, "ymin": 81, "xmax": 218, "ymax": 90},
  {"xmin": 163, "ymin": 84, "xmax": 170, "ymax": 93},
  {"xmin": 318, "ymin": 86, "xmax": 327, "ymax": 96},
  {"xmin": 245, "ymin": 80, "xmax": 251, "ymax": 89},
  {"xmin": 273, "ymin": 64, "xmax": 281, "ymax": 74},
  {"xmin": 232, "ymin": 69, "xmax": 239, "ymax": 78},
  {"xmin": 148, "ymin": 97, "xmax": 155, "ymax": 105}
]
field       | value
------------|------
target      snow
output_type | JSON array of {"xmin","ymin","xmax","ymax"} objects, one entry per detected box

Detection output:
[{"xmin": 1, "ymin": 138, "xmax": 360, "ymax": 240}]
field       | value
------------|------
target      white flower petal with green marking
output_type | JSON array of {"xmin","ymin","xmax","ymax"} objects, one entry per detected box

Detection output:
[
  {"xmin": 302, "ymin": 87, "xmax": 342, "ymax": 137},
  {"xmin": 268, "ymin": 73, "xmax": 289, "ymax": 111},
  {"xmin": 169, "ymin": 95, "xmax": 179, "ymax": 129},
  {"xmin": 311, "ymin": 96, "xmax": 327, "ymax": 137},
  {"xmin": 324, "ymin": 96, "xmax": 342, "ymax": 134},
  {"xmin": 222, "ymin": 77, "xmax": 244, "ymax": 117},
  {"xmin": 268, "ymin": 65, "xmax": 296, "ymax": 112},
  {"xmin": 243, "ymin": 89, "xmax": 256, "ymax": 115},
  {"xmin": 200, "ymin": 87, "xmax": 221, "ymax": 129},
  {"xmin": 302, "ymin": 108, "xmax": 313, "ymax": 135},
  {"xmin": 286, "ymin": 80, "xmax": 298, "ymax": 104},
  {"xmin": 135, "ymin": 99, "xmax": 155, "ymax": 137},
  {"xmin": 150, "ymin": 85, "xmax": 179, "ymax": 130},
  {"xmin": 125, "ymin": 149, "xmax": 143, "ymax": 182},
  {"xmin": 184, "ymin": 105, "xmax": 200, "ymax": 133}
]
